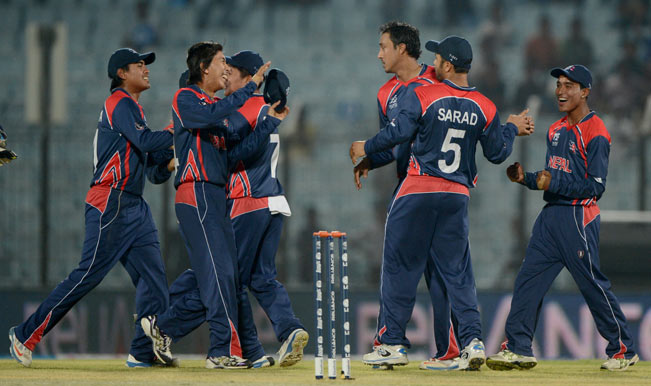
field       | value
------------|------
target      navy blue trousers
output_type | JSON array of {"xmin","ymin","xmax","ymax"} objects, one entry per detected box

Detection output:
[
  {"xmin": 375, "ymin": 175, "xmax": 481, "ymax": 349},
  {"xmin": 16, "ymin": 187, "xmax": 169, "ymax": 362},
  {"xmin": 504, "ymin": 204, "xmax": 636, "ymax": 359},
  {"xmin": 174, "ymin": 182, "xmax": 241, "ymax": 358}
]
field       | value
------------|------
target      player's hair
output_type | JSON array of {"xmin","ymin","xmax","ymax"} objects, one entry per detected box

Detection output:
[
  {"xmin": 453, "ymin": 66, "xmax": 469, "ymax": 74},
  {"xmin": 109, "ymin": 64, "xmax": 131, "ymax": 90},
  {"xmin": 379, "ymin": 21, "xmax": 421, "ymax": 60},
  {"xmin": 186, "ymin": 42, "xmax": 223, "ymax": 85}
]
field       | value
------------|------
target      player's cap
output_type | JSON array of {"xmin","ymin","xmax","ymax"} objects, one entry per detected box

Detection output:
[
  {"xmin": 178, "ymin": 70, "xmax": 190, "ymax": 89},
  {"xmin": 425, "ymin": 36, "xmax": 472, "ymax": 70},
  {"xmin": 108, "ymin": 48, "xmax": 155, "ymax": 79},
  {"xmin": 225, "ymin": 50, "xmax": 263, "ymax": 76},
  {"xmin": 263, "ymin": 68, "xmax": 290, "ymax": 113},
  {"xmin": 550, "ymin": 64, "xmax": 592, "ymax": 89}
]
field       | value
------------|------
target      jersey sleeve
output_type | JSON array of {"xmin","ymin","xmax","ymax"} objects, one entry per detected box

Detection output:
[
  {"xmin": 367, "ymin": 98, "xmax": 396, "ymax": 169},
  {"xmin": 547, "ymin": 135, "xmax": 609, "ymax": 199},
  {"xmin": 145, "ymin": 148, "xmax": 174, "ymax": 184},
  {"xmin": 228, "ymin": 110, "xmax": 280, "ymax": 170},
  {"xmin": 174, "ymin": 81, "xmax": 257, "ymax": 129},
  {"xmin": 112, "ymin": 98, "xmax": 173, "ymax": 153},
  {"xmin": 478, "ymin": 111, "xmax": 518, "ymax": 164},
  {"xmin": 364, "ymin": 90, "xmax": 422, "ymax": 155}
]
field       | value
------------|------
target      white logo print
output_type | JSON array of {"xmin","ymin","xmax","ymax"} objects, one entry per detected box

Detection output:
[{"xmin": 388, "ymin": 95, "xmax": 398, "ymax": 110}]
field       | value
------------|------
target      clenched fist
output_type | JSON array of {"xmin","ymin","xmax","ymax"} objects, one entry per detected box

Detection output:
[{"xmin": 506, "ymin": 162, "xmax": 524, "ymax": 183}]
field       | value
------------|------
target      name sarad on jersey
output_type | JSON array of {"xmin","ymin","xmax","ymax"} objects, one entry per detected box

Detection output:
[{"xmin": 437, "ymin": 108, "xmax": 478, "ymax": 125}]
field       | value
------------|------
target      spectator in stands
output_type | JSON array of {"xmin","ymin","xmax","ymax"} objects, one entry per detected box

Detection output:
[
  {"xmin": 123, "ymin": 0, "xmax": 158, "ymax": 52},
  {"xmin": 524, "ymin": 14, "xmax": 559, "ymax": 76},
  {"xmin": 474, "ymin": 37, "xmax": 506, "ymax": 109},
  {"xmin": 477, "ymin": 0, "xmax": 513, "ymax": 49},
  {"xmin": 560, "ymin": 17, "xmax": 594, "ymax": 68}
]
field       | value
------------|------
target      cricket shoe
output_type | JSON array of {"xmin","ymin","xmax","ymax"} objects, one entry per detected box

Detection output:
[
  {"xmin": 458, "ymin": 338, "xmax": 485, "ymax": 370},
  {"xmin": 205, "ymin": 355, "xmax": 252, "ymax": 369},
  {"xmin": 251, "ymin": 355, "xmax": 275, "ymax": 368},
  {"xmin": 277, "ymin": 328, "xmax": 309, "ymax": 367},
  {"xmin": 9, "ymin": 327, "xmax": 32, "ymax": 368},
  {"xmin": 362, "ymin": 344, "xmax": 408, "ymax": 367},
  {"xmin": 419, "ymin": 357, "xmax": 460, "ymax": 371},
  {"xmin": 600, "ymin": 354, "xmax": 639, "ymax": 372},
  {"xmin": 125, "ymin": 354, "xmax": 180, "ymax": 368},
  {"xmin": 140, "ymin": 315, "xmax": 176, "ymax": 366},
  {"xmin": 486, "ymin": 349, "xmax": 537, "ymax": 371}
]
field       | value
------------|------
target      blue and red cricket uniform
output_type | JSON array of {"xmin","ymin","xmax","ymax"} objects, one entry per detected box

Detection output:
[
  {"xmin": 14, "ymin": 87, "xmax": 174, "ymax": 362},
  {"xmin": 364, "ymin": 79, "xmax": 518, "ymax": 349},
  {"xmin": 171, "ymin": 82, "xmax": 281, "ymax": 358},
  {"xmin": 502, "ymin": 112, "xmax": 636, "ymax": 359},
  {"xmin": 368, "ymin": 64, "xmax": 459, "ymax": 358},
  {"xmin": 226, "ymin": 94, "xmax": 304, "ymax": 359}
]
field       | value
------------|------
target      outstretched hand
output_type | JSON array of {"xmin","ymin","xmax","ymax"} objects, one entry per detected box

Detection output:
[
  {"xmin": 508, "ymin": 108, "xmax": 535, "ymax": 136},
  {"xmin": 252, "ymin": 61, "xmax": 271, "ymax": 87}
]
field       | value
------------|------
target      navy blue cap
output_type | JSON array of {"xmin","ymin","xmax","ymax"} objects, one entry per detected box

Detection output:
[
  {"xmin": 550, "ymin": 64, "xmax": 592, "ymax": 89},
  {"xmin": 263, "ymin": 69, "xmax": 290, "ymax": 113},
  {"xmin": 178, "ymin": 70, "xmax": 189, "ymax": 89},
  {"xmin": 425, "ymin": 36, "xmax": 473, "ymax": 70},
  {"xmin": 108, "ymin": 48, "xmax": 155, "ymax": 78},
  {"xmin": 226, "ymin": 50, "xmax": 263, "ymax": 76}
]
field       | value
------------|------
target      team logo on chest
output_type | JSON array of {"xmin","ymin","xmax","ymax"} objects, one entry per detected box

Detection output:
[
  {"xmin": 569, "ymin": 140, "xmax": 577, "ymax": 153},
  {"xmin": 552, "ymin": 131, "xmax": 561, "ymax": 146}
]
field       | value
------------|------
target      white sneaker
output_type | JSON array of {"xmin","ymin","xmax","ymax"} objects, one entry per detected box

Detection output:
[
  {"xmin": 140, "ymin": 315, "xmax": 176, "ymax": 366},
  {"xmin": 362, "ymin": 344, "xmax": 409, "ymax": 367},
  {"xmin": 486, "ymin": 349, "xmax": 537, "ymax": 371},
  {"xmin": 125, "ymin": 354, "xmax": 179, "ymax": 368},
  {"xmin": 206, "ymin": 355, "xmax": 252, "ymax": 369},
  {"xmin": 8, "ymin": 327, "xmax": 32, "ymax": 368},
  {"xmin": 251, "ymin": 355, "xmax": 275, "ymax": 368},
  {"xmin": 277, "ymin": 329, "xmax": 309, "ymax": 367},
  {"xmin": 419, "ymin": 357, "xmax": 460, "ymax": 371},
  {"xmin": 600, "ymin": 354, "xmax": 639, "ymax": 371},
  {"xmin": 458, "ymin": 338, "xmax": 485, "ymax": 370}
]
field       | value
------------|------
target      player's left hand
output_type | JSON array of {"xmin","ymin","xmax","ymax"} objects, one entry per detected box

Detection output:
[
  {"xmin": 268, "ymin": 101, "xmax": 289, "ymax": 120},
  {"xmin": 252, "ymin": 61, "xmax": 272, "ymax": 87},
  {"xmin": 349, "ymin": 141, "xmax": 366, "ymax": 164},
  {"xmin": 536, "ymin": 170, "xmax": 551, "ymax": 190},
  {"xmin": 353, "ymin": 157, "xmax": 371, "ymax": 190}
]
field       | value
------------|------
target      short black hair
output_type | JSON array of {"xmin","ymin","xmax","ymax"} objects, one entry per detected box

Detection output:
[
  {"xmin": 109, "ymin": 64, "xmax": 130, "ymax": 90},
  {"xmin": 379, "ymin": 21, "xmax": 421, "ymax": 60},
  {"xmin": 186, "ymin": 42, "xmax": 223, "ymax": 85},
  {"xmin": 453, "ymin": 66, "xmax": 469, "ymax": 74}
]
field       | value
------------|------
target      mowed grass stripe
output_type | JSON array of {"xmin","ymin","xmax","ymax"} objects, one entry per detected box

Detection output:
[{"xmin": 0, "ymin": 359, "xmax": 649, "ymax": 385}]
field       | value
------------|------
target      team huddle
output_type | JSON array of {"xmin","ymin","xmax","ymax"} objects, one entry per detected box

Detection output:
[{"xmin": 6, "ymin": 19, "xmax": 640, "ymax": 374}]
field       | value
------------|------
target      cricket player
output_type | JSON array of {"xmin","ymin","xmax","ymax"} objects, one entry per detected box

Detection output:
[
  {"xmin": 354, "ymin": 21, "xmax": 460, "ymax": 371},
  {"xmin": 9, "ymin": 48, "xmax": 176, "ymax": 368},
  {"xmin": 349, "ymin": 35, "xmax": 534, "ymax": 371},
  {"xmin": 169, "ymin": 41, "xmax": 285, "ymax": 369},
  {"xmin": 486, "ymin": 65, "xmax": 639, "ymax": 372},
  {"xmin": 224, "ymin": 51, "xmax": 308, "ymax": 368},
  {"xmin": 140, "ymin": 58, "xmax": 291, "ymax": 369}
]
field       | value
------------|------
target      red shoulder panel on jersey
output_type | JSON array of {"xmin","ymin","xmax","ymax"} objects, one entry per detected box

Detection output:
[
  {"xmin": 229, "ymin": 196, "xmax": 268, "ymax": 219},
  {"xmin": 547, "ymin": 117, "xmax": 566, "ymax": 142},
  {"xmin": 395, "ymin": 174, "xmax": 469, "ymax": 200},
  {"xmin": 173, "ymin": 87, "xmax": 214, "ymax": 127},
  {"xmin": 377, "ymin": 77, "xmax": 400, "ymax": 115},
  {"xmin": 579, "ymin": 113, "xmax": 611, "ymax": 146},
  {"xmin": 237, "ymin": 96, "xmax": 266, "ymax": 130},
  {"xmin": 104, "ymin": 90, "xmax": 129, "ymax": 128}
]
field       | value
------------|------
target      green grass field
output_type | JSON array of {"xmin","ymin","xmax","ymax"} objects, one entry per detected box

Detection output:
[{"xmin": 1, "ymin": 358, "xmax": 650, "ymax": 385}]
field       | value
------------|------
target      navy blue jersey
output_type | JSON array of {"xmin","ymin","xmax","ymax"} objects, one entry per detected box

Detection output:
[
  {"xmin": 365, "ymin": 80, "xmax": 518, "ymax": 188},
  {"xmin": 523, "ymin": 112, "xmax": 610, "ymax": 206},
  {"xmin": 227, "ymin": 95, "xmax": 283, "ymax": 199},
  {"xmin": 91, "ymin": 88, "xmax": 173, "ymax": 196},
  {"xmin": 369, "ymin": 64, "xmax": 437, "ymax": 179},
  {"xmin": 172, "ymin": 82, "xmax": 256, "ymax": 189}
]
